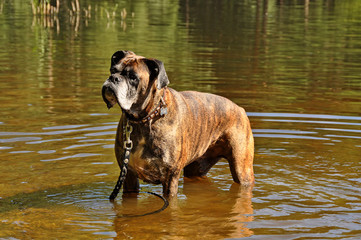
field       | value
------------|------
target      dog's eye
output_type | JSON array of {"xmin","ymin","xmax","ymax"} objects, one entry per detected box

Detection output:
[
  {"xmin": 129, "ymin": 72, "xmax": 137, "ymax": 80},
  {"xmin": 128, "ymin": 72, "xmax": 139, "ymax": 86}
]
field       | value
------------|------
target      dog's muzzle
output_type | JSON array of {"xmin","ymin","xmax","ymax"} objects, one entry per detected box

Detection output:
[{"xmin": 102, "ymin": 82, "xmax": 118, "ymax": 109}]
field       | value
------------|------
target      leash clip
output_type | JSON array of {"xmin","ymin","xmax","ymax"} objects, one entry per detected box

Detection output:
[{"xmin": 123, "ymin": 119, "xmax": 133, "ymax": 150}]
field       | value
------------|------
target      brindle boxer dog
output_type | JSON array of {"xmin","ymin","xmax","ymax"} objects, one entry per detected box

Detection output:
[{"xmin": 102, "ymin": 50, "xmax": 254, "ymax": 197}]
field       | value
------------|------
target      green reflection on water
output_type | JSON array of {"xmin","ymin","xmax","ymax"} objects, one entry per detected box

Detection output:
[{"xmin": 1, "ymin": 0, "xmax": 361, "ymax": 239}]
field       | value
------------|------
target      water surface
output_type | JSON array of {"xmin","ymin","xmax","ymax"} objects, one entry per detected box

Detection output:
[{"xmin": 0, "ymin": 0, "xmax": 360, "ymax": 239}]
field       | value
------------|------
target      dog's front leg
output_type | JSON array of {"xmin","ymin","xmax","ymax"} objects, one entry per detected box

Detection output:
[
  {"xmin": 123, "ymin": 167, "xmax": 139, "ymax": 193},
  {"xmin": 162, "ymin": 170, "xmax": 182, "ymax": 198}
]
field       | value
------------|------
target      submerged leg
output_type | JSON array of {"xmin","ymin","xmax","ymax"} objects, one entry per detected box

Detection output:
[
  {"xmin": 226, "ymin": 128, "xmax": 255, "ymax": 186},
  {"xmin": 162, "ymin": 170, "xmax": 182, "ymax": 198},
  {"xmin": 123, "ymin": 168, "xmax": 140, "ymax": 193}
]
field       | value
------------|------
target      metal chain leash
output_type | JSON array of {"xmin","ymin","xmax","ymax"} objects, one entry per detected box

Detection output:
[
  {"xmin": 109, "ymin": 114, "xmax": 169, "ymax": 217},
  {"xmin": 109, "ymin": 118, "xmax": 133, "ymax": 201}
]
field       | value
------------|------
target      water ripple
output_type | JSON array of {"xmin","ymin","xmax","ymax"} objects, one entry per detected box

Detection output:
[
  {"xmin": 0, "ymin": 137, "xmax": 42, "ymax": 143},
  {"xmin": 253, "ymin": 133, "xmax": 329, "ymax": 140},
  {"xmin": 262, "ymin": 119, "xmax": 361, "ymax": 126},
  {"xmin": 0, "ymin": 111, "xmax": 360, "ymax": 239},
  {"xmin": 40, "ymin": 153, "xmax": 102, "ymax": 162},
  {"xmin": 248, "ymin": 112, "xmax": 361, "ymax": 121},
  {"xmin": 248, "ymin": 112, "xmax": 361, "ymax": 144}
]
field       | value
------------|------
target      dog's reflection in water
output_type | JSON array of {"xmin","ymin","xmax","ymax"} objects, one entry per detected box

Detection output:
[{"xmin": 112, "ymin": 179, "xmax": 254, "ymax": 239}]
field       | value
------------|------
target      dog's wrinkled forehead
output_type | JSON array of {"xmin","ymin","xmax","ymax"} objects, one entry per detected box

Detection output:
[{"xmin": 112, "ymin": 56, "xmax": 146, "ymax": 74}]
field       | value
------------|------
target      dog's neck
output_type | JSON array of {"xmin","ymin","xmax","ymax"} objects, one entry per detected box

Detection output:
[{"xmin": 124, "ymin": 87, "xmax": 168, "ymax": 124}]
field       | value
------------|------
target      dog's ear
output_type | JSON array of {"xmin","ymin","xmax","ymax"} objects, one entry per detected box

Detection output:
[
  {"xmin": 144, "ymin": 58, "xmax": 170, "ymax": 89},
  {"xmin": 110, "ymin": 50, "xmax": 135, "ymax": 67},
  {"xmin": 111, "ymin": 51, "xmax": 126, "ymax": 66}
]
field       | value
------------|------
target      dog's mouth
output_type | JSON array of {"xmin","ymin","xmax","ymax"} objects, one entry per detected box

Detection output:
[{"xmin": 102, "ymin": 85, "xmax": 119, "ymax": 109}]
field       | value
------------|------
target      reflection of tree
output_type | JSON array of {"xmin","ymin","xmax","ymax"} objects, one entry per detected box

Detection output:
[
  {"xmin": 2, "ymin": 0, "xmax": 361, "ymax": 122},
  {"xmin": 178, "ymin": 0, "xmax": 361, "ymax": 114},
  {"xmin": 4, "ymin": 0, "xmax": 138, "ymax": 121},
  {"xmin": 31, "ymin": 0, "xmax": 99, "ymax": 33},
  {"xmin": 31, "ymin": 0, "xmax": 60, "ymax": 15}
]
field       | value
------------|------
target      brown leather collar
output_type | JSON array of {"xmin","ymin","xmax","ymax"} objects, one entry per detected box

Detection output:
[{"xmin": 128, "ymin": 88, "xmax": 168, "ymax": 124}]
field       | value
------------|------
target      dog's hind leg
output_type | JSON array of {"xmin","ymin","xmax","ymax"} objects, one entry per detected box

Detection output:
[{"xmin": 225, "ymin": 127, "xmax": 255, "ymax": 186}]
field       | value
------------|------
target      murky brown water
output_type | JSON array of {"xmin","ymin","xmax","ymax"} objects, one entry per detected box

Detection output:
[{"xmin": 1, "ymin": 0, "xmax": 361, "ymax": 239}]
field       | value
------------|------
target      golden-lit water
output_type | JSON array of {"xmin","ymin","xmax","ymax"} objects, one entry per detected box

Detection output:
[{"xmin": 1, "ymin": 0, "xmax": 361, "ymax": 239}]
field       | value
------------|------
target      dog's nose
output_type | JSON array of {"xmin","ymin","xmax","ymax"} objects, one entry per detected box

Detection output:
[{"xmin": 108, "ymin": 75, "xmax": 119, "ymax": 83}]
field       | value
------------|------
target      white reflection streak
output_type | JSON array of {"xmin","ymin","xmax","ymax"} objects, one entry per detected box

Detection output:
[
  {"xmin": 40, "ymin": 153, "xmax": 101, "ymax": 162},
  {"xmin": 262, "ymin": 119, "xmax": 361, "ymax": 126}
]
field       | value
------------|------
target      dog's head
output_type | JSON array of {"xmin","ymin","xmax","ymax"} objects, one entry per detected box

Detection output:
[{"xmin": 102, "ymin": 50, "xmax": 169, "ymax": 115}]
